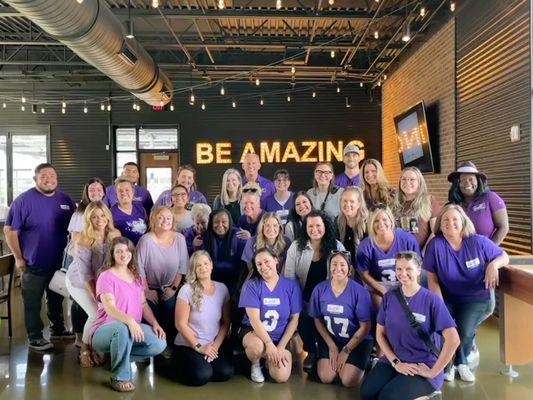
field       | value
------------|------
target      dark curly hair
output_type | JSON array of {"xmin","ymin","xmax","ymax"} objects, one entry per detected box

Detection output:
[
  {"xmin": 297, "ymin": 210, "xmax": 339, "ymax": 258},
  {"xmin": 249, "ymin": 247, "xmax": 280, "ymax": 282},
  {"xmin": 100, "ymin": 236, "xmax": 141, "ymax": 283},
  {"xmin": 204, "ymin": 208, "xmax": 235, "ymax": 260},
  {"xmin": 448, "ymin": 176, "xmax": 489, "ymax": 204}
]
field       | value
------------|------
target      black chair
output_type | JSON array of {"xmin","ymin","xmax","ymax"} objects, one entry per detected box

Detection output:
[{"xmin": 0, "ymin": 253, "xmax": 15, "ymax": 338}]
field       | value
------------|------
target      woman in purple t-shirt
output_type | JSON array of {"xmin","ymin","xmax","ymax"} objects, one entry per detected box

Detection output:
[
  {"xmin": 423, "ymin": 204, "xmax": 509, "ymax": 382},
  {"xmin": 239, "ymin": 248, "xmax": 302, "ymax": 383},
  {"xmin": 309, "ymin": 250, "xmax": 373, "ymax": 388},
  {"xmin": 110, "ymin": 178, "xmax": 148, "ymax": 245},
  {"xmin": 361, "ymin": 251, "xmax": 459, "ymax": 400},
  {"xmin": 91, "ymin": 237, "xmax": 166, "ymax": 392},
  {"xmin": 447, "ymin": 161, "xmax": 509, "ymax": 245},
  {"xmin": 173, "ymin": 250, "xmax": 234, "ymax": 386}
]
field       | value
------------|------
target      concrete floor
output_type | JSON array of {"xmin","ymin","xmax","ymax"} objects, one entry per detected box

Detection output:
[{"xmin": 1, "ymin": 288, "xmax": 532, "ymax": 400}]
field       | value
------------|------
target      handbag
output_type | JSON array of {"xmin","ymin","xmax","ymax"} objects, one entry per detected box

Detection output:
[
  {"xmin": 392, "ymin": 288, "xmax": 440, "ymax": 357},
  {"xmin": 48, "ymin": 268, "xmax": 69, "ymax": 297}
]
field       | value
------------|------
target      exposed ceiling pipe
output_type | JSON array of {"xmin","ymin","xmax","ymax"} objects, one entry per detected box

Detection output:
[{"xmin": 4, "ymin": 0, "xmax": 172, "ymax": 106}]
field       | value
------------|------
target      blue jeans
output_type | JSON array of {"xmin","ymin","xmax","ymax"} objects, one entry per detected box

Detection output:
[
  {"xmin": 92, "ymin": 321, "xmax": 166, "ymax": 381},
  {"xmin": 445, "ymin": 299, "xmax": 492, "ymax": 365}
]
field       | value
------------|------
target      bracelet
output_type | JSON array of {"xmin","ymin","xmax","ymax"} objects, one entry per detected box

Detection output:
[{"xmin": 342, "ymin": 345, "xmax": 351, "ymax": 354}]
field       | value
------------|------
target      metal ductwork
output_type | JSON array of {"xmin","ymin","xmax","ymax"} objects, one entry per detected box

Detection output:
[{"xmin": 5, "ymin": 0, "xmax": 172, "ymax": 106}]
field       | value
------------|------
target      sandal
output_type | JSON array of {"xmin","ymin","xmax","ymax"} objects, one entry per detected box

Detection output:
[
  {"xmin": 79, "ymin": 350, "xmax": 94, "ymax": 368},
  {"xmin": 110, "ymin": 378, "xmax": 135, "ymax": 392}
]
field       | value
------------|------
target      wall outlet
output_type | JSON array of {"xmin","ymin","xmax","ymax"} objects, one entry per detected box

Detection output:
[{"xmin": 510, "ymin": 125, "xmax": 520, "ymax": 142}]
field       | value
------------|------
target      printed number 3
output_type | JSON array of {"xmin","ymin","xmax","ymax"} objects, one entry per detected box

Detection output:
[
  {"xmin": 324, "ymin": 316, "xmax": 350, "ymax": 338},
  {"xmin": 263, "ymin": 310, "xmax": 279, "ymax": 332},
  {"xmin": 382, "ymin": 269, "xmax": 397, "ymax": 282}
]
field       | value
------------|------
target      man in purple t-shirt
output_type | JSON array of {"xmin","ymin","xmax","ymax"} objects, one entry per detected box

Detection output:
[
  {"xmin": 105, "ymin": 162, "xmax": 153, "ymax": 216},
  {"xmin": 334, "ymin": 144, "xmax": 361, "ymax": 188},
  {"xmin": 4, "ymin": 163, "xmax": 75, "ymax": 351},
  {"xmin": 241, "ymin": 153, "xmax": 275, "ymax": 201}
]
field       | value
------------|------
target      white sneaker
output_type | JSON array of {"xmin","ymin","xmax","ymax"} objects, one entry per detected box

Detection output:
[
  {"xmin": 250, "ymin": 362, "xmax": 265, "ymax": 383},
  {"xmin": 457, "ymin": 364, "xmax": 476, "ymax": 382},
  {"xmin": 467, "ymin": 347, "xmax": 480, "ymax": 369},
  {"xmin": 444, "ymin": 365, "xmax": 456, "ymax": 382}
]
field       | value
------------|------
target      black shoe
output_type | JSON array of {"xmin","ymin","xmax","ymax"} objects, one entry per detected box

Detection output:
[
  {"xmin": 29, "ymin": 339, "xmax": 54, "ymax": 351},
  {"xmin": 50, "ymin": 330, "xmax": 75, "ymax": 340}
]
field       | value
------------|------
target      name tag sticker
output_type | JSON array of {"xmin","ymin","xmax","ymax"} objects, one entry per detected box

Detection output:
[
  {"xmin": 263, "ymin": 297, "xmax": 280, "ymax": 306},
  {"xmin": 326, "ymin": 304, "xmax": 344, "ymax": 314},
  {"xmin": 277, "ymin": 209, "xmax": 289, "ymax": 217},
  {"xmin": 60, "ymin": 204, "xmax": 70, "ymax": 210},
  {"xmin": 378, "ymin": 258, "xmax": 396, "ymax": 267},
  {"xmin": 473, "ymin": 203, "xmax": 486, "ymax": 212},
  {"xmin": 466, "ymin": 258, "xmax": 481, "ymax": 269},
  {"xmin": 413, "ymin": 313, "xmax": 426, "ymax": 323}
]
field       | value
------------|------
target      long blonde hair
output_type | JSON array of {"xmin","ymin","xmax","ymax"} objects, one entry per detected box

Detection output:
[
  {"xmin": 367, "ymin": 205, "xmax": 396, "ymax": 245},
  {"xmin": 256, "ymin": 212, "xmax": 286, "ymax": 256},
  {"xmin": 186, "ymin": 250, "xmax": 213, "ymax": 310},
  {"xmin": 393, "ymin": 167, "xmax": 432, "ymax": 222},
  {"xmin": 337, "ymin": 187, "xmax": 368, "ymax": 249},
  {"xmin": 359, "ymin": 159, "xmax": 393, "ymax": 206},
  {"xmin": 79, "ymin": 201, "xmax": 117, "ymax": 252},
  {"xmin": 220, "ymin": 168, "xmax": 243, "ymax": 206}
]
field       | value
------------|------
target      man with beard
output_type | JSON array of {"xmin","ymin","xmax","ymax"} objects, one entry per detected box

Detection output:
[
  {"xmin": 335, "ymin": 144, "xmax": 361, "ymax": 188},
  {"xmin": 4, "ymin": 163, "xmax": 75, "ymax": 351}
]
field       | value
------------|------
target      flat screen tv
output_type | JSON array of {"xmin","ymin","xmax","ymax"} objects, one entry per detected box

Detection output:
[{"xmin": 393, "ymin": 101, "xmax": 436, "ymax": 173}]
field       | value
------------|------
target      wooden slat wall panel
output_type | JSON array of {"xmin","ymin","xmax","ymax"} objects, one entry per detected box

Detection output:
[{"xmin": 456, "ymin": 0, "xmax": 531, "ymax": 254}]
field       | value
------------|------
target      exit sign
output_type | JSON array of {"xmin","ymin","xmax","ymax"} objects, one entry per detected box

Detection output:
[{"xmin": 152, "ymin": 105, "xmax": 164, "ymax": 111}]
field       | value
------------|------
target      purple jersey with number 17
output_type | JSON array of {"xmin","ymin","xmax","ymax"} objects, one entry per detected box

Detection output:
[
  {"xmin": 309, "ymin": 279, "xmax": 372, "ymax": 344},
  {"xmin": 239, "ymin": 275, "xmax": 303, "ymax": 342}
]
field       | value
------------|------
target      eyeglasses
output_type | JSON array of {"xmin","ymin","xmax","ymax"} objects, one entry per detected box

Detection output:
[
  {"xmin": 243, "ymin": 187, "xmax": 259, "ymax": 193},
  {"xmin": 315, "ymin": 170, "xmax": 333, "ymax": 176}
]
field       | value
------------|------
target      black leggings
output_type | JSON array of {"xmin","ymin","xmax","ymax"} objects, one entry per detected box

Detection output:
[
  {"xmin": 70, "ymin": 299, "xmax": 87, "ymax": 334},
  {"xmin": 360, "ymin": 362, "xmax": 435, "ymax": 400},
  {"xmin": 172, "ymin": 341, "xmax": 234, "ymax": 386}
]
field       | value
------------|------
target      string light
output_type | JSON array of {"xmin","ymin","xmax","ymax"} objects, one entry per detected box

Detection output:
[
  {"xmin": 383, "ymin": 74, "xmax": 388, "ymax": 80},
  {"xmin": 276, "ymin": 0, "xmax": 282, "ymax": 10},
  {"xmin": 189, "ymin": 91, "xmax": 195, "ymax": 105},
  {"xmin": 401, "ymin": 20, "xmax": 411, "ymax": 42},
  {"xmin": 450, "ymin": 1, "xmax": 456, "ymax": 12},
  {"xmin": 312, "ymin": 90, "xmax": 316, "ymax": 98},
  {"xmin": 220, "ymin": 85, "xmax": 225, "ymax": 95},
  {"xmin": 132, "ymin": 101, "xmax": 136, "ymax": 110},
  {"xmin": 84, "ymin": 103, "xmax": 88, "ymax": 113},
  {"xmin": 330, "ymin": 50, "xmax": 336, "ymax": 58},
  {"xmin": 20, "ymin": 105, "xmax": 25, "ymax": 111},
  {"xmin": 201, "ymin": 102, "xmax": 206, "ymax": 110},
  {"xmin": 374, "ymin": 30, "xmax": 379, "ymax": 39},
  {"xmin": 360, "ymin": 82, "xmax": 364, "ymax": 87},
  {"xmin": 420, "ymin": 7, "xmax": 426, "ymax": 17},
  {"xmin": 260, "ymin": 97, "xmax": 264, "ymax": 106},
  {"xmin": 377, "ymin": 80, "xmax": 382, "ymax": 87},
  {"xmin": 217, "ymin": 0, "xmax": 225, "ymax": 9},
  {"xmin": 21, "ymin": 96, "xmax": 26, "ymax": 103},
  {"xmin": 62, "ymin": 100, "xmax": 66, "ymax": 108},
  {"xmin": 159, "ymin": 99, "xmax": 164, "ymax": 106},
  {"xmin": 170, "ymin": 103, "xmax": 175, "ymax": 111},
  {"xmin": 151, "ymin": 0, "xmax": 159, "ymax": 8},
  {"xmin": 336, "ymin": 85, "xmax": 341, "ymax": 93},
  {"xmin": 287, "ymin": 94, "xmax": 291, "ymax": 102},
  {"xmin": 328, "ymin": 0, "xmax": 334, "ymax": 5},
  {"xmin": 345, "ymin": 97, "xmax": 351, "ymax": 108},
  {"xmin": 107, "ymin": 101, "xmax": 111, "ymax": 112},
  {"xmin": 232, "ymin": 99, "xmax": 237, "ymax": 108},
  {"xmin": 291, "ymin": 66, "xmax": 296, "ymax": 74},
  {"xmin": 2, "ymin": 102, "xmax": 6, "ymax": 108},
  {"xmin": 255, "ymin": 78, "xmax": 260, "ymax": 86},
  {"xmin": 100, "ymin": 103, "xmax": 105, "ymax": 111},
  {"xmin": 61, "ymin": 107, "xmax": 66, "ymax": 114},
  {"xmin": 31, "ymin": 104, "xmax": 37, "ymax": 114},
  {"xmin": 41, "ymin": 106, "xmax": 45, "ymax": 114}
]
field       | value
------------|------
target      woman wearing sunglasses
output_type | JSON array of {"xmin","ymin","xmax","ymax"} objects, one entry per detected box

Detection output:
[
  {"xmin": 307, "ymin": 162, "xmax": 344, "ymax": 220},
  {"xmin": 356, "ymin": 205, "xmax": 420, "ymax": 311},
  {"xmin": 236, "ymin": 182, "xmax": 265, "ymax": 240},
  {"xmin": 309, "ymin": 250, "xmax": 373, "ymax": 387},
  {"xmin": 361, "ymin": 251, "xmax": 459, "ymax": 400}
]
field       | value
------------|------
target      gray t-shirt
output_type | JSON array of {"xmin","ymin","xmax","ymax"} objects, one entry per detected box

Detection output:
[
  {"xmin": 306, "ymin": 187, "xmax": 344, "ymax": 219},
  {"xmin": 135, "ymin": 232, "xmax": 189, "ymax": 289},
  {"xmin": 174, "ymin": 281, "xmax": 229, "ymax": 346}
]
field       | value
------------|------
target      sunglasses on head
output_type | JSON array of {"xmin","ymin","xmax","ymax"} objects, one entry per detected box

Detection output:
[
  {"xmin": 394, "ymin": 251, "xmax": 420, "ymax": 263},
  {"xmin": 243, "ymin": 188, "xmax": 259, "ymax": 193},
  {"xmin": 330, "ymin": 250, "xmax": 351, "ymax": 257},
  {"xmin": 370, "ymin": 203, "xmax": 388, "ymax": 211}
]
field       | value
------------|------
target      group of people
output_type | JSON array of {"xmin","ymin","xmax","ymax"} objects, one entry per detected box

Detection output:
[{"xmin": 2, "ymin": 144, "xmax": 510, "ymax": 399}]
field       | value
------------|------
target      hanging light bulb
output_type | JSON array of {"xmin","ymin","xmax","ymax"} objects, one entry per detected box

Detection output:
[
  {"xmin": 276, "ymin": 0, "xmax": 282, "ymax": 10},
  {"xmin": 201, "ymin": 102, "xmax": 206, "ymax": 110},
  {"xmin": 255, "ymin": 78, "xmax": 260, "ymax": 86},
  {"xmin": 170, "ymin": 103, "xmax": 175, "ymax": 111},
  {"xmin": 345, "ymin": 97, "xmax": 351, "ymax": 108},
  {"xmin": 152, "ymin": 0, "xmax": 159, "ymax": 8},
  {"xmin": 450, "ymin": 1, "xmax": 456, "ymax": 12},
  {"xmin": 420, "ymin": 7, "xmax": 426, "ymax": 17},
  {"xmin": 84, "ymin": 104, "xmax": 88, "ymax": 113},
  {"xmin": 401, "ymin": 20, "xmax": 411, "ymax": 42},
  {"xmin": 31, "ymin": 104, "xmax": 37, "ymax": 114},
  {"xmin": 312, "ymin": 90, "xmax": 316, "ymax": 98},
  {"xmin": 107, "ymin": 102, "xmax": 111, "ymax": 112},
  {"xmin": 99, "ymin": 103, "xmax": 104, "ymax": 111},
  {"xmin": 76, "ymin": 0, "xmax": 84, "ymax": 3},
  {"xmin": 2, "ymin": 102, "xmax": 6, "ymax": 108},
  {"xmin": 132, "ymin": 101, "xmax": 136, "ymax": 110},
  {"xmin": 62, "ymin": 100, "xmax": 66, "ymax": 108},
  {"xmin": 287, "ymin": 94, "xmax": 291, "ymax": 102},
  {"xmin": 41, "ymin": 106, "xmax": 45, "ymax": 114},
  {"xmin": 377, "ymin": 80, "xmax": 382, "ymax": 87},
  {"xmin": 374, "ymin": 30, "xmax": 379, "ymax": 39},
  {"xmin": 360, "ymin": 82, "xmax": 364, "ymax": 88},
  {"xmin": 189, "ymin": 91, "xmax": 195, "ymax": 105},
  {"xmin": 61, "ymin": 107, "xmax": 66, "ymax": 114},
  {"xmin": 336, "ymin": 85, "xmax": 341, "ymax": 93},
  {"xmin": 220, "ymin": 85, "xmax": 225, "ymax": 95},
  {"xmin": 329, "ymin": 0, "xmax": 334, "ymax": 5},
  {"xmin": 218, "ymin": 0, "xmax": 225, "ymax": 9},
  {"xmin": 20, "ymin": 105, "xmax": 25, "ymax": 111},
  {"xmin": 291, "ymin": 66, "xmax": 296, "ymax": 74},
  {"xmin": 330, "ymin": 50, "xmax": 336, "ymax": 58},
  {"xmin": 232, "ymin": 99, "xmax": 237, "ymax": 108},
  {"xmin": 383, "ymin": 74, "xmax": 388, "ymax": 80},
  {"xmin": 260, "ymin": 97, "xmax": 264, "ymax": 106},
  {"xmin": 21, "ymin": 96, "xmax": 26, "ymax": 103}
]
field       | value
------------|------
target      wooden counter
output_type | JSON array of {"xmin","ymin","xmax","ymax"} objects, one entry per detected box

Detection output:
[{"xmin": 499, "ymin": 256, "xmax": 533, "ymax": 366}]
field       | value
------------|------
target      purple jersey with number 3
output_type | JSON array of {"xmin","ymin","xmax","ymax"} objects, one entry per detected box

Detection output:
[
  {"xmin": 239, "ymin": 275, "xmax": 303, "ymax": 342},
  {"xmin": 309, "ymin": 279, "xmax": 372, "ymax": 344}
]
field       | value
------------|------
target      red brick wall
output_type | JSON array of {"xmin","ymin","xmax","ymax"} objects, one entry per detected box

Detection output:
[{"xmin": 382, "ymin": 20, "xmax": 456, "ymax": 206}]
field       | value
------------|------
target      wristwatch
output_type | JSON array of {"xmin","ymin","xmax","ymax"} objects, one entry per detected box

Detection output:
[
  {"xmin": 195, "ymin": 343, "xmax": 202, "ymax": 352},
  {"xmin": 342, "ymin": 346, "xmax": 351, "ymax": 354},
  {"xmin": 392, "ymin": 358, "xmax": 401, "ymax": 366}
]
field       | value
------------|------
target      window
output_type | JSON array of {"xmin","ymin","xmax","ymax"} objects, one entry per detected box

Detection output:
[
  {"xmin": 139, "ymin": 128, "xmax": 178, "ymax": 149},
  {"xmin": 0, "ymin": 131, "xmax": 49, "ymax": 208}
]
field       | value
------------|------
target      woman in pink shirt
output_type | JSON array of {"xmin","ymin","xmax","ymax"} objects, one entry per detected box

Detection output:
[{"xmin": 91, "ymin": 237, "xmax": 166, "ymax": 392}]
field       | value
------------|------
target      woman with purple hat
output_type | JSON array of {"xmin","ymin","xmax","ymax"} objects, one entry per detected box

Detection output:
[
  {"xmin": 423, "ymin": 204, "xmax": 509, "ymax": 382},
  {"xmin": 447, "ymin": 161, "xmax": 508, "ymax": 245}
]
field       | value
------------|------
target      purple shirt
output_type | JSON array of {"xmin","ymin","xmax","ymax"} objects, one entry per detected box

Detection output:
[
  {"xmin": 262, "ymin": 192, "xmax": 294, "ymax": 224},
  {"xmin": 153, "ymin": 189, "xmax": 207, "ymax": 210},
  {"xmin": 135, "ymin": 233, "xmax": 189, "ymax": 289},
  {"xmin": 236, "ymin": 210, "xmax": 265, "ymax": 236},
  {"xmin": 356, "ymin": 228, "xmax": 421, "ymax": 284},
  {"xmin": 241, "ymin": 236, "xmax": 291, "ymax": 269},
  {"xmin": 309, "ymin": 279, "xmax": 372, "ymax": 344},
  {"xmin": 377, "ymin": 287, "xmax": 456, "ymax": 389},
  {"xmin": 243, "ymin": 174, "xmax": 275, "ymax": 201},
  {"xmin": 105, "ymin": 184, "xmax": 154, "ymax": 216},
  {"xmin": 183, "ymin": 225, "xmax": 201, "ymax": 255},
  {"xmin": 422, "ymin": 234, "xmax": 503, "ymax": 302},
  {"xmin": 463, "ymin": 191, "xmax": 506, "ymax": 239},
  {"xmin": 6, "ymin": 188, "xmax": 75, "ymax": 269},
  {"xmin": 239, "ymin": 276, "xmax": 303, "ymax": 342},
  {"xmin": 67, "ymin": 243, "xmax": 106, "ymax": 289},
  {"xmin": 110, "ymin": 203, "xmax": 147, "ymax": 245},
  {"xmin": 91, "ymin": 269, "xmax": 144, "ymax": 340},
  {"xmin": 335, "ymin": 171, "xmax": 360, "ymax": 188},
  {"xmin": 175, "ymin": 281, "xmax": 229, "ymax": 346}
]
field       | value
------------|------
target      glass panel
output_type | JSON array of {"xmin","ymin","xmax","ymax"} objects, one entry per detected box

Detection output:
[
  {"xmin": 116, "ymin": 152, "xmax": 137, "ymax": 177},
  {"xmin": 139, "ymin": 128, "xmax": 178, "ymax": 150},
  {"xmin": 116, "ymin": 128, "xmax": 136, "ymax": 151},
  {"xmin": 0, "ymin": 135, "xmax": 7, "ymax": 209},
  {"xmin": 146, "ymin": 167, "xmax": 172, "ymax": 201},
  {"xmin": 12, "ymin": 135, "xmax": 47, "ymax": 201}
]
